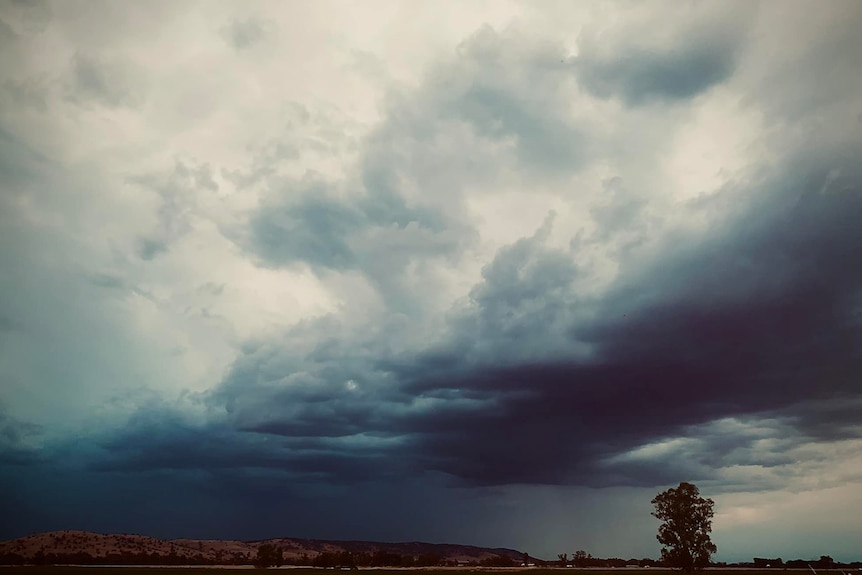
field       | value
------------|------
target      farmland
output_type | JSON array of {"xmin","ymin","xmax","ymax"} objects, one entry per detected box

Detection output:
[{"xmin": 2, "ymin": 568, "xmax": 859, "ymax": 575}]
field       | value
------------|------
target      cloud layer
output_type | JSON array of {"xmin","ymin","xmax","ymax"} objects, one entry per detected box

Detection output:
[{"xmin": 1, "ymin": 0, "xmax": 862, "ymax": 562}]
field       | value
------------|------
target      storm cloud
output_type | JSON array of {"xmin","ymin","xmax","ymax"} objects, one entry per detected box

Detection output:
[{"xmin": 1, "ymin": 0, "xmax": 862, "ymax": 562}]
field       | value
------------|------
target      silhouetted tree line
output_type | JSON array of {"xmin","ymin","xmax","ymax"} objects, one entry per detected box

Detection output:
[
  {"xmin": 0, "ymin": 549, "xmax": 253, "ymax": 566},
  {"xmin": 6, "ymin": 540, "xmax": 859, "ymax": 569},
  {"xmin": 277, "ymin": 549, "xmax": 517, "ymax": 568},
  {"xmin": 305, "ymin": 550, "xmax": 455, "ymax": 568},
  {"xmin": 738, "ymin": 556, "xmax": 861, "ymax": 569},
  {"xmin": 552, "ymin": 552, "xmax": 862, "ymax": 570},
  {"xmin": 0, "ymin": 546, "xmax": 523, "ymax": 568},
  {"xmin": 555, "ymin": 553, "xmax": 665, "ymax": 568}
]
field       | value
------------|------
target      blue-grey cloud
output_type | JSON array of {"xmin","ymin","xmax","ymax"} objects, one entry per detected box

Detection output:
[
  {"xmin": 0, "ymin": 405, "xmax": 43, "ymax": 466},
  {"xmin": 443, "ymin": 25, "xmax": 589, "ymax": 174},
  {"xmin": 28, "ymin": 3, "xmax": 860, "ymax": 495},
  {"xmin": 572, "ymin": 13, "xmax": 746, "ymax": 105},
  {"xmin": 74, "ymin": 137, "xmax": 862, "ymax": 493},
  {"xmin": 243, "ymin": 128, "xmax": 860, "ymax": 486},
  {"xmin": 241, "ymin": 24, "xmax": 593, "ymax": 308},
  {"xmin": 250, "ymin": 178, "xmax": 366, "ymax": 270}
]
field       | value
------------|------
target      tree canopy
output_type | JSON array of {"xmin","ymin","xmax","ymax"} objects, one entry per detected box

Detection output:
[
  {"xmin": 254, "ymin": 544, "xmax": 283, "ymax": 569},
  {"xmin": 651, "ymin": 481, "xmax": 717, "ymax": 573}
]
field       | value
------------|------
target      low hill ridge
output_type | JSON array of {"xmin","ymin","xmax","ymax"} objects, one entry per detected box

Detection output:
[{"xmin": 0, "ymin": 530, "xmax": 529, "ymax": 565}]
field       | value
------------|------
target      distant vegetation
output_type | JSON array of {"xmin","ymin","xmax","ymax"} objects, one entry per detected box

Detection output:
[
  {"xmin": 5, "ymin": 546, "xmax": 861, "ymax": 569},
  {"xmin": 6, "ymin": 568, "xmax": 862, "ymax": 575},
  {"xmin": 0, "ymin": 549, "xmax": 518, "ymax": 568},
  {"xmin": 547, "ymin": 483, "xmax": 861, "ymax": 573},
  {"xmin": 2, "ymin": 483, "xmax": 860, "ymax": 569}
]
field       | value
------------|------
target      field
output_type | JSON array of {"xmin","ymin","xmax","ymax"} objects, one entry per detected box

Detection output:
[{"xmin": 1, "ymin": 568, "xmax": 857, "ymax": 575}]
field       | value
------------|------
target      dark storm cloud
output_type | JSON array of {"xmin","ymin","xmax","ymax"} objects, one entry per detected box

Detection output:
[
  {"xmin": 4, "ymin": 11, "xmax": 861, "ymax": 553},
  {"xmin": 0, "ymin": 406, "xmax": 43, "ymax": 466},
  {"xmin": 83, "ymin": 153, "xmax": 862, "ymax": 491},
  {"xmin": 54, "ymin": 6, "xmax": 862, "ymax": 493},
  {"xmin": 92, "ymin": 416, "xmax": 386, "ymax": 481},
  {"xmin": 0, "ymin": 446, "xmax": 501, "ymax": 545},
  {"xmin": 2, "ymin": 2, "xmax": 861, "ymax": 559},
  {"xmin": 441, "ymin": 212, "xmax": 582, "ymax": 366},
  {"xmin": 778, "ymin": 397, "xmax": 862, "ymax": 442},
  {"xmin": 195, "ymin": 138, "xmax": 862, "ymax": 489},
  {"xmin": 484, "ymin": 159, "xmax": 861, "ymax": 481},
  {"xmin": 572, "ymin": 13, "xmax": 745, "ymax": 105}
]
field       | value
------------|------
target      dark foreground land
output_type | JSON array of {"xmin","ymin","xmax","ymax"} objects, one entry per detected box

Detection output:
[{"xmin": 3, "ymin": 569, "xmax": 861, "ymax": 575}]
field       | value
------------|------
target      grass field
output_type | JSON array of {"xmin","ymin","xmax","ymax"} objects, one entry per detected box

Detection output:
[{"xmin": 1, "ymin": 568, "xmax": 858, "ymax": 575}]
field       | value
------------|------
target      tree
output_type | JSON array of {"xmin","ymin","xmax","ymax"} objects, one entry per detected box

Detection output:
[
  {"xmin": 651, "ymin": 482, "xmax": 717, "ymax": 573},
  {"xmin": 558, "ymin": 553, "xmax": 568, "ymax": 567},
  {"xmin": 573, "ymin": 551, "xmax": 589, "ymax": 567},
  {"xmin": 254, "ymin": 544, "xmax": 283, "ymax": 569}
]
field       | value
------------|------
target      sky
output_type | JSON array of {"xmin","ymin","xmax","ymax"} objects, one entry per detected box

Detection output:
[{"xmin": 1, "ymin": 0, "xmax": 862, "ymax": 563}]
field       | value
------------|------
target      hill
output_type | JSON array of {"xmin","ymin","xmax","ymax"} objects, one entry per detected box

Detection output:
[{"xmin": 0, "ymin": 530, "xmax": 530, "ymax": 566}]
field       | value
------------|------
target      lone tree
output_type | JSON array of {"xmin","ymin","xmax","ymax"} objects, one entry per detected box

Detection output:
[
  {"xmin": 651, "ymin": 482, "xmax": 717, "ymax": 573},
  {"xmin": 254, "ymin": 544, "xmax": 283, "ymax": 569}
]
